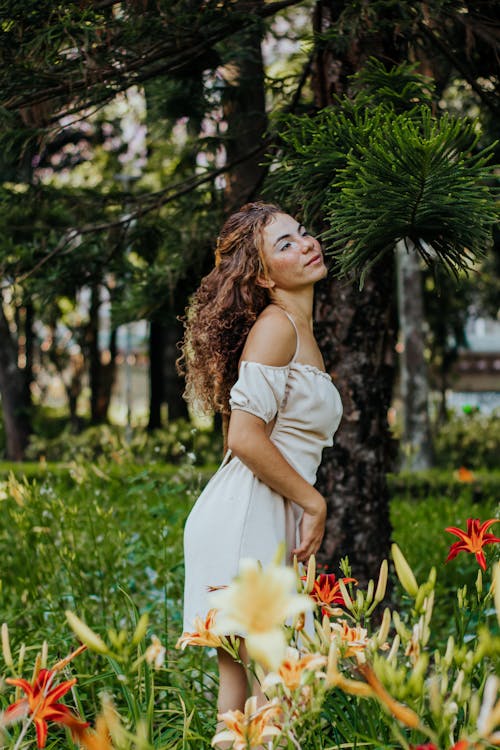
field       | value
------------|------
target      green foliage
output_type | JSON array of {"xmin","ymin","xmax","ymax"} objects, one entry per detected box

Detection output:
[
  {"xmin": 325, "ymin": 109, "xmax": 497, "ymax": 285},
  {"xmin": 350, "ymin": 57, "xmax": 435, "ymax": 111},
  {"xmin": 390, "ymin": 487, "xmax": 499, "ymax": 643},
  {"xmin": 388, "ymin": 468, "xmax": 500, "ymax": 505},
  {"xmin": 0, "ymin": 0, "xmax": 267, "ymax": 127},
  {"xmin": 23, "ymin": 420, "xmax": 223, "ymax": 467},
  {"xmin": 433, "ymin": 411, "xmax": 500, "ymax": 471},
  {"xmin": 0, "ymin": 466, "xmax": 498, "ymax": 748},
  {"xmin": 0, "ymin": 469, "xmax": 192, "ymax": 641},
  {"xmin": 266, "ymin": 59, "xmax": 498, "ymax": 287}
]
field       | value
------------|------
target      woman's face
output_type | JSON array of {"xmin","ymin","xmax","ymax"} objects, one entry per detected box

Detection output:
[{"xmin": 259, "ymin": 213, "xmax": 327, "ymax": 291}]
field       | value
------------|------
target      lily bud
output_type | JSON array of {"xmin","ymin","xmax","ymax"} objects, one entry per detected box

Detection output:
[
  {"xmin": 338, "ymin": 579, "xmax": 354, "ymax": 611},
  {"xmin": 457, "ymin": 585, "xmax": 467, "ymax": 609},
  {"xmin": 391, "ymin": 544, "xmax": 418, "ymax": 597},
  {"xmin": 1, "ymin": 623, "xmax": 13, "ymax": 669},
  {"xmin": 375, "ymin": 607, "xmax": 391, "ymax": 646},
  {"xmin": 414, "ymin": 582, "xmax": 433, "ymax": 613},
  {"xmin": 305, "ymin": 555, "xmax": 316, "ymax": 594},
  {"xmin": 387, "ymin": 634, "xmax": 400, "ymax": 664},
  {"xmin": 365, "ymin": 579, "xmax": 374, "ymax": 607},
  {"xmin": 440, "ymin": 673, "xmax": 449, "ymax": 697},
  {"xmin": 322, "ymin": 613, "xmax": 331, "ymax": 639},
  {"xmin": 41, "ymin": 640, "xmax": 48, "ymax": 669},
  {"xmin": 428, "ymin": 676, "xmax": 441, "ymax": 715},
  {"xmin": 132, "ymin": 613, "xmax": 149, "ymax": 646},
  {"xmin": 444, "ymin": 636, "xmax": 454, "ymax": 666},
  {"xmin": 17, "ymin": 643, "xmax": 26, "ymax": 673},
  {"xmin": 493, "ymin": 562, "xmax": 500, "ymax": 628},
  {"xmin": 31, "ymin": 652, "xmax": 42, "ymax": 683},
  {"xmin": 374, "ymin": 560, "xmax": 388, "ymax": 604},
  {"xmin": 293, "ymin": 555, "xmax": 302, "ymax": 592},
  {"xmin": 475, "ymin": 569, "xmax": 483, "ymax": 595},
  {"xmin": 451, "ymin": 669, "xmax": 465, "ymax": 701},
  {"xmin": 66, "ymin": 610, "xmax": 109, "ymax": 655},
  {"xmin": 392, "ymin": 611, "xmax": 410, "ymax": 642}
]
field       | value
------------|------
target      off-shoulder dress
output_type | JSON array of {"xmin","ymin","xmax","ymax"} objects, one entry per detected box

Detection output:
[{"xmin": 182, "ymin": 314, "xmax": 343, "ymax": 632}]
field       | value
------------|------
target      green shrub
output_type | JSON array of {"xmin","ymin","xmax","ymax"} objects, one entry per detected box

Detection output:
[
  {"xmin": 388, "ymin": 468, "xmax": 500, "ymax": 504},
  {"xmin": 23, "ymin": 419, "xmax": 223, "ymax": 466},
  {"xmin": 433, "ymin": 410, "xmax": 500, "ymax": 470}
]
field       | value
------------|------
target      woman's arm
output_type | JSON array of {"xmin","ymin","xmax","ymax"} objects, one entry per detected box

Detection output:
[
  {"xmin": 227, "ymin": 410, "xmax": 326, "ymax": 563},
  {"xmin": 227, "ymin": 307, "xmax": 326, "ymax": 563}
]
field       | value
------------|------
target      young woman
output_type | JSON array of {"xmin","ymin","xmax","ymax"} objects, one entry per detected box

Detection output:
[{"xmin": 179, "ymin": 202, "xmax": 343, "ymax": 715}]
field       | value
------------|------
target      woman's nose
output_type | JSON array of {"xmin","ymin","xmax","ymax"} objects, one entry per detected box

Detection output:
[{"xmin": 300, "ymin": 235, "xmax": 315, "ymax": 252}]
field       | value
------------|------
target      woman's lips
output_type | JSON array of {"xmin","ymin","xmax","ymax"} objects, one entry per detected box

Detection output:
[{"xmin": 305, "ymin": 254, "xmax": 322, "ymax": 266}]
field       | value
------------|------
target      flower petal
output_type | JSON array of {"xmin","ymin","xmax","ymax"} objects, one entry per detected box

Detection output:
[{"xmin": 246, "ymin": 629, "xmax": 287, "ymax": 671}]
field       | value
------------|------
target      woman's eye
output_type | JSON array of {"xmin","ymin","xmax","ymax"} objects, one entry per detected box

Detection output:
[{"xmin": 280, "ymin": 242, "xmax": 291, "ymax": 251}]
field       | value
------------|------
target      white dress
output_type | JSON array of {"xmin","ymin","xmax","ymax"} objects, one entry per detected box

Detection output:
[{"xmin": 182, "ymin": 319, "xmax": 343, "ymax": 632}]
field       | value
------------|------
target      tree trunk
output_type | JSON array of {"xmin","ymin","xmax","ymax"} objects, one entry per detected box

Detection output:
[
  {"xmin": 222, "ymin": 0, "xmax": 268, "ymax": 209},
  {"xmin": 0, "ymin": 300, "xmax": 31, "ymax": 460},
  {"xmin": 396, "ymin": 239, "xmax": 433, "ymax": 470},
  {"xmin": 311, "ymin": 0, "xmax": 405, "ymax": 582},
  {"xmin": 23, "ymin": 302, "xmax": 35, "ymax": 406},
  {"xmin": 315, "ymin": 264, "xmax": 398, "ymax": 584},
  {"xmin": 148, "ymin": 319, "xmax": 164, "ymax": 430},
  {"xmin": 94, "ymin": 326, "xmax": 118, "ymax": 423},
  {"xmin": 88, "ymin": 283, "xmax": 103, "ymax": 424}
]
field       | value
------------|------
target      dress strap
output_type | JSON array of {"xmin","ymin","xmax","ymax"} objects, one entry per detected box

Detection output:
[
  {"xmin": 217, "ymin": 448, "xmax": 232, "ymax": 472},
  {"xmin": 281, "ymin": 310, "xmax": 300, "ymax": 363}
]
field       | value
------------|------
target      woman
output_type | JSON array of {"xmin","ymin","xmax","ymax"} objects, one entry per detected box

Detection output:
[{"xmin": 179, "ymin": 202, "xmax": 343, "ymax": 715}]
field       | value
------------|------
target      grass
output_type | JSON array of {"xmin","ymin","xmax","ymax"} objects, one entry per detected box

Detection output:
[{"xmin": 0, "ymin": 461, "xmax": 498, "ymax": 749}]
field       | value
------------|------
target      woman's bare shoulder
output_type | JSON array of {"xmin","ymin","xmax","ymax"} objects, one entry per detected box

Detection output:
[{"xmin": 240, "ymin": 306, "xmax": 296, "ymax": 367}]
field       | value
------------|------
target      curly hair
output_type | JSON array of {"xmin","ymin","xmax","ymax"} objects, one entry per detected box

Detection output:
[{"xmin": 178, "ymin": 202, "xmax": 283, "ymax": 415}]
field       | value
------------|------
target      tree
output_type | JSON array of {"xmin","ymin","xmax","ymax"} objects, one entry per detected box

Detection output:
[
  {"xmin": 284, "ymin": 0, "xmax": 499, "ymax": 579},
  {"xmin": 266, "ymin": 59, "xmax": 497, "ymax": 582}
]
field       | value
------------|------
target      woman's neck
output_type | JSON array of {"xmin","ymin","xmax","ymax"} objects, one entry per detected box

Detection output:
[{"xmin": 270, "ymin": 288, "xmax": 314, "ymax": 329}]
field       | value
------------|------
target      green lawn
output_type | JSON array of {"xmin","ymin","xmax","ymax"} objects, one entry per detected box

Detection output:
[{"xmin": 0, "ymin": 462, "xmax": 498, "ymax": 749}]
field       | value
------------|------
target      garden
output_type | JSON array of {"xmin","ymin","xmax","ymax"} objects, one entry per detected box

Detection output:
[
  {"xmin": 1, "ymin": 1, "xmax": 499, "ymax": 749},
  {"xmin": 0, "ymin": 415, "xmax": 499, "ymax": 749}
]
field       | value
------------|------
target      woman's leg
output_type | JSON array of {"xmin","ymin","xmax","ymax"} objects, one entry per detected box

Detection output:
[
  {"xmin": 215, "ymin": 642, "xmax": 268, "ymax": 748},
  {"xmin": 217, "ymin": 647, "xmax": 248, "ymax": 714},
  {"xmin": 216, "ymin": 640, "xmax": 267, "ymax": 714}
]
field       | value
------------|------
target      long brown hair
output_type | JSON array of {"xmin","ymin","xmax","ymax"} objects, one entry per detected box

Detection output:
[{"xmin": 178, "ymin": 202, "xmax": 283, "ymax": 415}]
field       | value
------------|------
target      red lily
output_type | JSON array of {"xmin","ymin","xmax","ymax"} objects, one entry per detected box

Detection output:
[
  {"xmin": 5, "ymin": 668, "xmax": 88, "ymax": 748},
  {"xmin": 445, "ymin": 518, "xmax": 500, "ymax": 571},
  {"xmin": 305, "ymin": 573, "xmax": 357, "ymax": 615}
]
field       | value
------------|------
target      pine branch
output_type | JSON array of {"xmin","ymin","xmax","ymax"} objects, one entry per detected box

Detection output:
[
  {"xmin": 14, "ymin": 137, "xmax": 272, "ymax": 283},
  {"xmin": 1, "ymin": 0, "xmax": 304, "ymax": 123}
]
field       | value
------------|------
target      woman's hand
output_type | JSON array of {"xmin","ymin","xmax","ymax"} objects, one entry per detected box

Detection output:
[{"xmin": 292, "ymin": 498, "xmax": 327, "ymax": 563}]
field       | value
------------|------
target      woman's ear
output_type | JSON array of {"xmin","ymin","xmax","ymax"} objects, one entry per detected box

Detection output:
[{"xmin": 256, "ymin": 273, "xmax": 275, "ymax": 289}]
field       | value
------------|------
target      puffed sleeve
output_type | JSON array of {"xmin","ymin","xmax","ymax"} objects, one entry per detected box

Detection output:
[{"xmin": 229, "ymin": 361, "xmax": 290, "ymax": 423}]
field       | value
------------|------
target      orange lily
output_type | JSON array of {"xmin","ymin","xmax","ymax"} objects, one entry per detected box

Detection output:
[
  {"xmin": 72, "ymin": 716, "xmax": 113, "ymax": 750},
  {"xmin": 445, "ymin": 518, "xmax": 500, "ymax": 571},
  {"xmin": 456, "ymin": 467, "xmax": 474, "ymax": 483},
  {"xmin": 261, "ymin": 647, "xmax": 326, "ymax": 692},
  {"xmin": 331, "ymin": 620, "xmax": 369, "ymax": 658},
  {"xmin": 212, "ymin": 696, "xmax": 282, "ymax": 749},
  {"xmin": 4, "ymin": 668, "xmax": 88, "ymax": 748},
  {"xmin": 306, "ymin": 573, "xmax": 357, "ymax": 616},
  {"xmin": 176, "ymin": 608, "xmax": 222, "ymax": 649}
]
